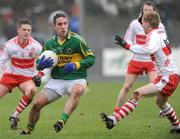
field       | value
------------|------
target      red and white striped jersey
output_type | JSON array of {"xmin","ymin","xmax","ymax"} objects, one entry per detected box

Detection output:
[
  {"xmin": 0, "ymin": 43, "xmax": 10, "ymax": 78},
  {"xmin": 129, "ymin": 28, "xmax": 178, "ymax": 75},
  {"xmin": 124, "ymin": 19, "xmax": 166, "ymax": 62},
  {"xmin": 0, "ymin": 36, "xmax": 42, "ymax": 77}
]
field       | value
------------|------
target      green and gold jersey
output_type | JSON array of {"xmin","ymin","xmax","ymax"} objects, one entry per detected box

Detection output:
[{"xmin": 43, "ymin": 31, "xmax": 95, "ymax": 80}]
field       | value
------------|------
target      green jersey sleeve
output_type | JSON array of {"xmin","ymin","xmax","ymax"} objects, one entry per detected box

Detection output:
[{"xmin": 78, "ymin": 40, "xmax": 95, "ymax": 69}]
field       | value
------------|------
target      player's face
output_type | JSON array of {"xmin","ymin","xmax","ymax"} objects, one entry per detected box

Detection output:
[
  {"xmin": 54, "ymin": 17, "xmax": 69, "ymax": 39},
  {"xmin": 17, "ymin": 24, "xmax": 32, "ymax": 41},
  {"xmin": 142, "ymin": 19, "xmax": 151, "ymax": 34},
  {"xmin": 143, "ymin": 5, "xmax": 154, "ymax": 14}
]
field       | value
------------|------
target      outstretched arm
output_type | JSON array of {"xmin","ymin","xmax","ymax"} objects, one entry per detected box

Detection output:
[{"xmin": 114, "ymin": 34, "xmax": 159, "ymax": 55}]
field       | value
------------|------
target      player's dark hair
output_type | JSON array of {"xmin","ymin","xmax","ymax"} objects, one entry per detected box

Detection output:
[
  {"xmin": 17, "ymin": 18, "xmax": 32, "ymax": 28},
  {"xmin": 143, "ymin": 1, "xmax": 157, "ymax": 11},
  {"xmin": 53, "ymin": 10, "xmax": 69, "ymax": 24},
  {"xmin": 138, "ymin": 1, "xmax": 157, "ymax": 24}
]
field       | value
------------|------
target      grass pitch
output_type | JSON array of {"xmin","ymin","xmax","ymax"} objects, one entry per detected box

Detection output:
[{"xmin": 0, "ymin": 81, "xmax": 180, "ymax": 139}]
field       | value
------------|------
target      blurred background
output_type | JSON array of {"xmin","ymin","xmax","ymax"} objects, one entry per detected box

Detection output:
[{"xmin": 0, "ymin": 0, "xmax": 180, "ymax": 81}]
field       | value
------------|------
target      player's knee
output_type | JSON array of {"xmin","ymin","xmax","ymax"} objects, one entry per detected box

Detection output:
[
  {"xmin": 71, "ymin": 85, "xmax": 85, "ymax": 98},
  {"xmin": 30, "ymin": 88, "xmax": 36, "ymax": 97},
  {"xmin": 25, "ymin": 88, "xmax": 37, "ymax": 99},
  {"xmin": 132, "ymin": 91, "xmax": 141, "ymax": 101},
  {"xmin": 32, "ymin": 99, "xmax": 43, "ymax": 111}
]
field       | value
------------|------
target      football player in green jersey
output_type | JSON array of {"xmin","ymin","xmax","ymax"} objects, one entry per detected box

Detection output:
[{"xmin": 20, "ymin": 11, "xmax": 95, "ymax": 135}]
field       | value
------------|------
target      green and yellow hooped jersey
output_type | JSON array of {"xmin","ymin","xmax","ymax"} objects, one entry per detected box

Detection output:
[{"xmin": 43, "ymin": 31, "xmax": 95, "ymax": 80}]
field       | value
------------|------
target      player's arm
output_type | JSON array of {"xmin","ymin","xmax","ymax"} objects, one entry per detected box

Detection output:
[
  {"xmin": 34, "ymin": 42, "xmax": 43, "ymax": 58},
  {"xmin": 0, "ymin": 46, "xmax": 9, "ymax": 76},
  {"xmin": 138, "ymin": 8, "xmax": 143, "ymax": 24},
  {"xmin": 32, "ymin": 45, "xmax": 44, "ymax": 87},
  {"xmin": 114, "ymin": 34, "xmax": 159, "ymax": 54},
  {"xmin": 77, "ymin": 41, "xmax": 95, "ymax": 69},
  {"xmin": 129, "ymin": 33, "xmax": 159, "ymax": 54},
  {"xmin": 64, "ymin": 41, "xmax": 95, "ymax": 74},
  {"xmin": 0, "ymin": 45, "xmax": 10, "ymax": 67},
  {"xmin": 124, "ymin": 21, "xmax": 135, "ymax": 44},
  {"xmin": 35, "ymin": 42, "xmax": 54, "ymax": 71},
  {"xmin": 159, "ymin": 22, "xmax": 166, "ymax": 34},
  {"xmin": 33, "ymin": 42, "xmax": 53, "ymax": 87}
]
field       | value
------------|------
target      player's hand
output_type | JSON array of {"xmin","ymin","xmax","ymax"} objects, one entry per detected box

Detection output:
[
  {"xmin": 32, "ymin": 75, "xmax": 41, "ymax": 87},
  {"xmin": 114, "ymin": 35, "xmax": 130, "ymax": 50},
  {"xmin": 138, "ymin": 8, "xmax": 143, "ymax": 24},
  {"xmin": 32, "ymin": 71, "xmax": 44, "ymax": 87},
  {"xmin": 37, "ymin": 55, "xmax": 54, "ymax": 70},
  {"xmin": 64, "ymin": 62, "xmax": 77, "ymax": 73}
]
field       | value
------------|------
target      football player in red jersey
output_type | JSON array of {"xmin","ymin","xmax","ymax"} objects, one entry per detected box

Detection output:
[
  {"xmin": 0, "ymin": 19, "xmax": 43, "ymax": 130},
  {"xmin": 101, "ymin": 11, "xmax": 180, "ymax": 134}
]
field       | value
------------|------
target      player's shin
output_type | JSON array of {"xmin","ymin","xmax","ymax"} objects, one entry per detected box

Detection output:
[
  {"xmin": 113, "ymin": 99, "xmax": 138, "ymax": 122},
  {"xmin": 10, "ymin": 95, "xmax": 32, "ymax": 130},
  {"xmin": 113, "ymin": 107, "xmax": 120, "ymax": 115},
  {"xmin": 161, "ymin": 104, "xmax": 180, "ymax": 127},
  {"xmin": 13, "ymin": 95, "xmax": 32, "ymax": 117}
]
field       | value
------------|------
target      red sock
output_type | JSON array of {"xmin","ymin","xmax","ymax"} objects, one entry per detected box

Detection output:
[
  {"xmin": 163, "ymin": 105, "xmax": 180, "ymax": 127},
  {"xmin": 16, "ymin": 95, "xmax": 31, "ymax": 114},
  {"xmin": 114, "ymin": 99, "xmax": 137, "ymax": 122},
  {"xmin": 114, "ymin": 107, "xmax": 120, "ymax": 113},
  {"xmin": 113, "ymin": 107, "xmax": 120, "ymax": 115}
]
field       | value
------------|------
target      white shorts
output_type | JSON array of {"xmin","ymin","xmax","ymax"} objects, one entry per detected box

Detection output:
[{"xmin": 44, "ymin": 79, "xmax": 87, "ymax": 97}]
